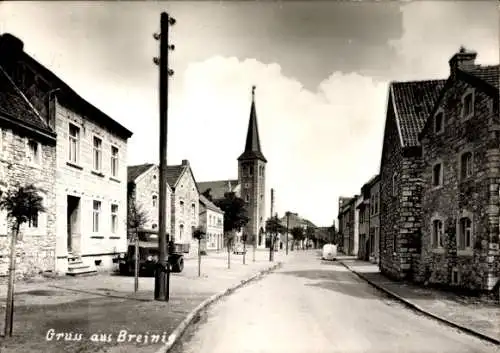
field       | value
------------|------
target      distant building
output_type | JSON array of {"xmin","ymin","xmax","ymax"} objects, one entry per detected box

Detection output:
[
  {"xmin": 199, "ymin": 194, "xmax": 224, "ymax": 251},
  {"xmin": 369, "ymin": 175, "xmax": 381, "ymax": 264},
  {"xmin": 338, "ymin": 197, "xmax": 356, "ymax": 255}
]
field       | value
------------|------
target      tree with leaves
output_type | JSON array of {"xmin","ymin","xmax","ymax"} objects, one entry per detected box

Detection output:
[
  {"xmin": 193, "ymin": 225, "xmax": 206, "ymax": 277},
  {"xmin": 265, "ymin": 216, "xmax": 284, "ymax": 261},
  {"xmin": 290, "ymin": 226, "xmax": 304, "ymax": 251},
  {"xmin": 201, "ymin": 188, "xmax": 214, "ymax": 202},
  {"xmin": 0, "ymin": 184, "xmax": 45, "ymax": 337},
  {"xmin": 305, "ymin": 226, "xmax": 316, "ymax": 249},
  {"xmin": 213, "ymin": 192, "xmax": 249, "ymax": 269},
  {"xmin": 127, "ymin": 199, "xmax": 148, "ymax": 292}
]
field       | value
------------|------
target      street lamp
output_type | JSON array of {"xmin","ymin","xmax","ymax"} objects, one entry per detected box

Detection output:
[{"xmin": 285, "ymin": 211, "xmax": 297, "ymax": 256}]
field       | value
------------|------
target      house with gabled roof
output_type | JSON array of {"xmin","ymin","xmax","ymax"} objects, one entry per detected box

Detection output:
[
  {"xmin": 0, "ymin": 33, "xmax": 133, "ymax": 276},
  {"xmin": 199, "ymin": 194, "xmax": 224, "ymax": 251},
  {"xmin": 379, "ymin": 72, "xmax": 446, "ymax": 280},
  {"xmin": 127, "ymin": 164, "xmax": 172, "ymax": 239},
  {"xmin": 0, "ymin": 47, "xmax": 57, "ymax": 278},
  {"xmin": 416, "ymin": 48, "xmax": 499, "ymax": 292},
  {"xmin": 167, "ymin": 159, "xmax": 200, "ymax": 256}
]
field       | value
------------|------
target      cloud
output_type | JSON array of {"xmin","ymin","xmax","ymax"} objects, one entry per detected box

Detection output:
[{"xmin": 141, "ymin": 56, "xmax": 388, "ymax": 225}]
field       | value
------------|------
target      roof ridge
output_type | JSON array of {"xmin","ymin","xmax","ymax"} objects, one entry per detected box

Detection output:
[
  {"xmin": 391, "ymin": 78, "xmax": 446, "ymax": 85},
  {"xmin": 0, "ymin": 64, "xmax": 50, "ymax": 130}
]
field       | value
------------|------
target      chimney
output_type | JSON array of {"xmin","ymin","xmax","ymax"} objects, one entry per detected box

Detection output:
[
  {"xmin": 181, "ymin": 159, "xmax": 189, "ymax": 166},
  {"xmin": 0, "ymin": 33, "xmax": 24, "ymax": 63},
  {"xmin": 449, "ymin": 46, "xmax": 477, "ymax": 76}
]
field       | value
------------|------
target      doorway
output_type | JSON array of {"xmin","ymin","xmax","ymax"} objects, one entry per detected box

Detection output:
[{"xmin": 67, "ymin": 195, "xmax": 81, "ymax": 254}]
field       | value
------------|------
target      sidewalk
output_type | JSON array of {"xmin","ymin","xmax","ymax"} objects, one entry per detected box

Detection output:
[
  {"xmin": 340, "ymin": 259, "xmax": 500, "ymax": 345},
  {"xmin": 0, "ymin": 249, "xmax": 291, "ymax": 353}
]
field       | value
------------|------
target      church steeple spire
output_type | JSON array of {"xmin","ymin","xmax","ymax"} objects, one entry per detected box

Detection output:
[{"xmin": 238, "ymin": 85, "xmax": 267, "ymax": 162}]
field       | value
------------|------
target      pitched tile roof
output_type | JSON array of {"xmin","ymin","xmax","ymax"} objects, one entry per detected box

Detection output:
[
  {"xmin": 199, "ymin": 194, "xmax": 224, "ymax": 213},
  {"xmin": 127, "ymin": 164, "xmax": 154, "ymax": 183},
  {"xmin": 463, "ymin": 65, "xmax": 499, "ymax": 90},
  {"xmin": 197, "ymin": 179, "xmax": 239, "ymax": 201},
  {"xmin": 0, "ymin": 65, "xmax": 53, "ymax": 134},
  {"xmin": 166, "ymin": 165, "xmax": 186, "ymax": 189},
  {"xmin": 391, "ymin": 79, "xmax": 446, "ymax": 147}
]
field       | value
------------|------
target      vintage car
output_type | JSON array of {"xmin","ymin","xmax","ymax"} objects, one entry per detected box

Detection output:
[
  {"xmin": 322, "ymin": 243, "xmax": 337, "ymax": 261},
  {"xmin": 117, "ymin": 229, "xmax": 189, "ymax": 275}
]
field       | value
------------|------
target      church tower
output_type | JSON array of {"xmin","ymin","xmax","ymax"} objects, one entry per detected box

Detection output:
[{"xmin": 238, "ymin": 86, "xmax": 267, "ymax": 248}]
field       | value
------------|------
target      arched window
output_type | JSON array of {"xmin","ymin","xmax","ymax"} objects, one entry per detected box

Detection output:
[
  {"xmin": 179, "ymin": 224, "xmax": 184, "ymax": 240},
  {"xmin": 392, "ymin": 172, "xmax": 397, "ymax": 196},
  {"xmin": 460, "ymin": 151, "xmax": 473, "ymax": 180},
  {"xmin": 180, "ymin": 200, "xmax": 184, "ymax": 215},
  {"xmin": 191, "ymin": 203, "xmax": 195, "ymax": 218},
  {"xmin": 152, "ymin": 194, "xmax": 158, "ymax": 207},
  {"xmin": 431, "ymin": 217, "xmax": 444, "ymax": 249},
  {"xmin": 434, "ymin": 111, "xmax": 444, "ymax": 134}
]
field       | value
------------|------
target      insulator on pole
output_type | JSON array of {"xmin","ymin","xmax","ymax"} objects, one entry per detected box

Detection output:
[
  {"xmin": 169, "ymin": 17, "xmax": 176, "ymax": 26},
  {"xmin": 168, "ymin": 69, "xmax": 175, "ymax": 76},
  {"xmin": 153, "ymin": 33, "xmax": 161, "ymax": 40},
  {"xmin": 153, "ymin": 57, "xmax": 160, "ymax": 65},
  {"xmin": 168, "ymin": 44, "xmax": 175, "ymax": 51}
]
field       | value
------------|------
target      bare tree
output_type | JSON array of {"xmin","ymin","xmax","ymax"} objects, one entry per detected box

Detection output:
[{"xmin": 0, "ymin": 184, "xmax": 45, "ymax": 337}]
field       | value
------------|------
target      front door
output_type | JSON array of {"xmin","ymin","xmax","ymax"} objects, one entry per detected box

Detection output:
[{"xmin": 67, "ymin": 195, "xmax": 81, "ymax": 254}]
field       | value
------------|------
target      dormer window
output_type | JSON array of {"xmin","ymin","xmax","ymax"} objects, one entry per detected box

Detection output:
[
  {"xmin": 434, "ymin": 111, "xmax": 444, "ymax": 134},
  {"xmin": 462, "ymin": 90, "xmax": 474, "ymax": 119}
]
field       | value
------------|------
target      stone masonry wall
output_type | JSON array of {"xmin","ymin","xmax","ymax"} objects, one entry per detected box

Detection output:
[
  {"xmin": 170, "ymin": 164, "xmax": 199, "ymax": 258},
  {"xmin": 0, "ymin": 125, "xmax": 57, "ymax": 279},
  {"xmin": 420, "ymin": 78, "xmax": 500, "ymax": 291},
  {"xmin": 379, "ymin": 95, "xmax": 405, "ymax": 280}
]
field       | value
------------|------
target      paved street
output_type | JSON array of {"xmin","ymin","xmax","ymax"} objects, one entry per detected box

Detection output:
[{"xmin": 171, "ymin": 251, "xmax": 499, "ymax": 353}]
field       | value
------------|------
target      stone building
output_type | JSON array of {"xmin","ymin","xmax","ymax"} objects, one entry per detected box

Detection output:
[
  {"xmin": 417, "ymin": 48, "xmax": 499, "ymax": 291},
  {"xmin": 198, "ymin": 86, "xmax": 267, "ymax": 248},
  {"xmin": 353, "ymin": 194, "xmax": 362, "ymax": 257},
  {"xmin": 0, "ymin": 52, "xmax": 57, "ymax": 278},
  {"xmin": 379, "ymin": 75, "xmax": 445, "ymax": 280},
  {"xmin": 357, "ymin": 176, "xmax": 379, "ymax": 261},
  {"xmin": 127, "ymin": 164, "xmax": 172, "ymax": 237},
  {"xmin": 199, "ymin": 194, "xmax": 224, "ymax": 251},
  {"xmin": 167, "ymin": 160, "xmax": 200, "ymax": 257},
  {"xmin": 338, "ymin": 196, "xmax": 356, "ymax": 255},
  {"xmin": 336, "ymin": 196, "xmax": 351, "ymax": 252},
  {"xmin": 0, "ymin": 33, "xmax": 133, "ymax": 275},
  {"xmin": 369, "ymin": 175, "xmax": 381, "ymax": 264}
]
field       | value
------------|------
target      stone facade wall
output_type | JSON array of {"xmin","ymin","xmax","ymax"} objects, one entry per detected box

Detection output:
[
  {"xmin": 238, "ymin": 159, "xmax": 266, "ymax": 248},
  {"xmin": 0, "ymin": 125, "xmax": 56, "ymax": 279},
  {"xmin": 339, "ymin": 203, "xmax": 355, "ymax": 255},
  {"xmin": 129, "ymin": 165, "xmax": 171, "ymax": 236},
  {"xmin": 170, "ymin": 163, "xmax": 199, "ymax": 258},
  {"xmin": 54, "ymin": 100, "xmax": 129, "ymax": 273},
  {"xmin": 369, "ymin": 180, "xmax": 380, "ymax": 263},
  {"xmin": 420, "ymin": 78, "xmax": 500, "ymax": 291}
]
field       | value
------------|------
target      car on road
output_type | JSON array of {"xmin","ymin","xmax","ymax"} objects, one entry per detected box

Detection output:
[
  {"xmin": 233, "ymin": 243, "xmax": 247, "ymax": 255},
  {"xmin": 322, "ymin": 243, "xmax": 337, "ymax": 261}
]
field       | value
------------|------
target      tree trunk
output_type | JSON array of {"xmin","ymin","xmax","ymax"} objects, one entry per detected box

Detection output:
[
  {"xmin": 243, "ymin": 241, "xmax": 246, "ymax": 265},
  {"xmin": 198, "ymin": 239, "xmax": 201, "ymax": 277},
  {"xmin": 227, "ymin": 235, "xmax": 231, "ymax": 269},
  {"xmin": 134, "ymin": 231, "xmax": 139, "ymax": 293},
  {"xmin": 5, "ymin": 224, "xmax": 19, "ymax": 337}
]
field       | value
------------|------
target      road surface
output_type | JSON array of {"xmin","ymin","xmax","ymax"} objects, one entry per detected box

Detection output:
[{"xmin": 171, "ymin": 251, "xmax": 499, "ymax": 353}]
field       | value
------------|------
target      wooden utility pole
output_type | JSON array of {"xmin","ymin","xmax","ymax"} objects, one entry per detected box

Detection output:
[{"xmin": 154, "ymin": 11, "xmax": 175, "ymax": 301}]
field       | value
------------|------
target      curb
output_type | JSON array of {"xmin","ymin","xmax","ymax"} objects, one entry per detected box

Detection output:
[
  {"xmin": 339, "ymin": 261, "xmax": 500, "ymax": 346},
  {"xmin": 154, "ymin": 262, "xmax": 283, "ymax": 353}
]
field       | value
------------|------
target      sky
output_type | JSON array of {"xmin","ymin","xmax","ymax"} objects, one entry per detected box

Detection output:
[{"xmin": 0, "ymin": 1, "xmax": 498, "ymax": 226}]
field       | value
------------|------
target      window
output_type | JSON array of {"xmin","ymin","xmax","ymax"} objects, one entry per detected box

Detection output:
[
  {"xmin": 462, "ymin": 92, "xmax": 474, "ymax": 118},
  {"xmin": 111, "ymin": 146, "xmax": 119, "ymax": 177},
  {"xmin": 432, "ymin": 163, "xmax": 443, "ymax": 187},
  {"xmin": 260, "ymin": 194, "xmax": 263, "ymax": 202},
  {"xmin": 93, "ymin": 136, "xmax": 102, "ymax": 171},
  {"xmin": 152, "ymin": 195, "xmax": 158, "ymax": 207},
  {"xmin": 152, "ymin": 223, "xmax": 157, "ymax": 229},
  {"xmin": 245, "ymin": 194, "xmax": 250, "ymax": 202},
  {"xmin": 93, "ymin": 200, "xmax": 101, "ymax": 232},
  {"xmin": 458, "ymin": 217, "xmax": 472, "ymax": 250},
  {"xmin": 460, "ymin": 152, "xmax": 473, "ymax": 180},
  {"xmin": 111, "ymin": 204, "xmax": 118, "ymax": 234},
  {"xmin": 180, "ymin": 201, "xmax": 184, "ymax": 215},
  {"xmin": 249, "ymin": 166, "xmax": 253, "ymax": 176},
  {"xmin": 191, "ymin": 203, "xmax": 195, "ymax": 218},
  {"xmin": 179, "ymin": 224, "xmax": 184, "ymax": 240},
  {"xmin": 393, "ymin": 233, "xmax": 397, "ymax": 253},
  {"xmin": 392, "ymin": 173, "xmax": 397, "ymax": 196},
  {"xmin": 27, "ymin": 140, "xmax": 40, "ymax": 165},
  {"xmin": 28, "ymin": 211, "xmax": 38, "ymax": 228},
  {"xmin": 432, "ymin": 219, "xmax": 444, "ymax": 248},
  {"xmin": 434, "ymin": 112, "xmax": 444, "ymax": 134},
  {"xmin": 451, "ymin": 267, "xmax": 459, "ymax": 285},
  {"xmin": 245, "ymin": 183, "xmax": 250, "ymax": 189},
  {"xmin": 360, "ymin": 209, "xmax": 364, "ymax": 223},
  {"xmin": 68, "ymin": 123, "xmax": 80, "ymax": 163},
  {"xmin": 261, "ymin": 166, "xmax": 265, "ymax": 177}
]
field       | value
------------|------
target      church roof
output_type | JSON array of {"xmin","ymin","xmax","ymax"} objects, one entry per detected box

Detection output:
[
  {"xmin": 197, "ymin": 179, "xmax": 239, "ymax": 200},
  {"xmin": 238, "ymin": 86, "xmax": 267, "ymax": 163}
]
